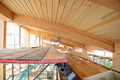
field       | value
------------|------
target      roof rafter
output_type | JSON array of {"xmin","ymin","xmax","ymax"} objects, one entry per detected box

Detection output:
[
  {"xmin": 20, "ymin": 26, "xmax": 85, "ymax": 49},
  {"xmin": 0, "ymin": 2, "xmax": 13, "ymax": 21},
  {"xmin": 11, "ymin": 14, "xmax": 113, "ymax": 51}
]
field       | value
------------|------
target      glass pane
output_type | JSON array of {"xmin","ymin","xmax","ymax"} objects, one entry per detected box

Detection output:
[
  {"xmin": 37, "ymin": 36, "xmax": 40, "ymax": 47},
  {"xmin": 30, "ymin": 34, "xmax": 34, "ymax": 47},
  {"xmin": 6, "ymin": 22, "xmax": 19, "ymax": 48},
  {"xmin": 21, "ymin": 28, "xmax": 25, "ymax": 47},
  {"xmin": 14, "ymin": 26, "xmax": 19, "ymax": 48}
]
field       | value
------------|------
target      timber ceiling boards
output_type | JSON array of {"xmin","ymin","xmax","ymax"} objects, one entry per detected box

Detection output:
[{"xmin": 0, "ymin": 0, "xmax": 120, "ymax": 43}]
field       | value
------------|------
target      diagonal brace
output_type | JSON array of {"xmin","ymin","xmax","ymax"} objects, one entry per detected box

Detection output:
[{"xmin": 33, "ymin": 64, "xmax": 50, "ymax": 80}]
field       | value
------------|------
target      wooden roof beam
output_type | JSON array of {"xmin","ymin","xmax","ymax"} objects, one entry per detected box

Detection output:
[
  {"xmin": 53, "ymin": 45, "xmax": 70, "ymax": 51},
  {"xmin": 88, "ymin": 0, "xmax": 120, "ymax": 12},
  {"xmin": 60, "ymin": 37, "xmax": 85, "ymax": 49},
  {"xmin": 43, "ymin": 38, "xmax": 74, "ymax": 49},
  {"xmin": 11, "ymin": 14, "xmax": 113, "ymax": 51},
  {"xmin": 60, "ymin": 43, "xmax": 73, "ymax": 48},
  {"xmin": 20, "ymin": 26, "xmax": 58, "ymax": 40},
  {"xmin": 21, "ymin": 26, "xmax": 85, "ymax": 48},
  {"xmin": 85, "ymin": 44, "xmax": 107, "ymax": 51},
  {"xmin": 0, "ymin": 2, "xmax": 13, "ymax": 21},
  {"xmin": 20, "ymin": 25, "xmax": 30, "ymax": 31}
]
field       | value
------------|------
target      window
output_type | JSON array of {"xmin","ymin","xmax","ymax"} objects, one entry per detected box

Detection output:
[
  {"xmin": 30, "ymin": 34, "xmax": 34, "ymax": 47},
  {"xmin": 6, "ymin": 22, "xmax": 19, "ymax": 48},
  {"xmin": 21, "ymin": 28, "xmax": 25, "ymax": 47}
]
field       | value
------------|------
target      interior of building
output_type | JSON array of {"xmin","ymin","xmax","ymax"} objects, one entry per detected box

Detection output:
[{"xmin": 0, "ymin": 0, "xmax": 120, "ymax": 80}]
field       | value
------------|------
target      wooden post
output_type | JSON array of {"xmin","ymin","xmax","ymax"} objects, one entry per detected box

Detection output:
[
  {"xmin": 82, "ymin": 48, "xmax": 87, "ymax": 59},
  {"xmin": 72, "ymin": 46, "xmax": 75, "ymax": 53},
  {"xmin": 41, "ymin": 37, "xmax": 43, "ymax": 46},
  {"xmin": 38, "ymin": 36, "xmax": 41, "ymax": 47},
  {"xmin": 34, "ymin": 35, "xmax": 37, "ymax": 47},
  {"xmin": 39, "ymin": 36, "xmax": 43, "ymax": 47},
  {"xmin": 50, "ymin": 39, "xmax": 52, "ymax": 45},
  {"xmin": 19, "ymin": 27, "xmax": 21, "ymax": 47},
  {"xmin": 0, "ymin": 19, "xmax": 6, "ymax": 48},
  {"xmin": 113, "ymin": 43, "xmax": 120, "ymax": 71},
  {"xmin": 24, "ymin": 29, "xmax": 30, "ymax": 47},
  {"xmin": 0, "ymin": 18, "xmax": 6, "ymax": 80}
]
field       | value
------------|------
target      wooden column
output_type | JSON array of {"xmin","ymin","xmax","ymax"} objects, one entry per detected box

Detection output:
[
  {"xmin": 0, "ymin": 19, "xmax": 6, "ymax": 48},
  {"xmin": 34, "ymin": 35, "xmax": 37, "ymax": 47},
  {"xmin": 82, "ymin": 48, "xmax": 87, "ymax": 59},
  {"xmin": 49, "ymin": 38, "xmax": 52, "ymax": 45},
  {"xmin": 19, "ymin": 27, "xmax": 21, "ymax": 47},
  {"xmin": 24, "ymin": 30, "xmax": 30, "ymax": 47},
  {"xmin": 38, "ymin": 36, "xmax": 41, "ymax": 47},
  {"xmin": 48, "ymin": 38, "xmax": 51, "ymax": 46},
  {"xmin": 113, "ymin": 43, "xmax": 120, "ymax": 71},
  {"xmin": 40, "ymin": 36, "xmax": 43, "ymax": 46},
  {"xmin": 72, "ymin": 46, "xmax": 75, "ymax": 53},
  {"xmin": 0, "ymin": 18, "xmax": 6, "ymax": 80},
  {"xmin": 38, "ymin": 36, "xmax": 43, "ymax": 47}
]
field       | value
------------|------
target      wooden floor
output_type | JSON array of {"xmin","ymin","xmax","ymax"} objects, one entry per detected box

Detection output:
[{"xmin": 63, "ymin": 53, "xmax": 109, "ymax": 80}]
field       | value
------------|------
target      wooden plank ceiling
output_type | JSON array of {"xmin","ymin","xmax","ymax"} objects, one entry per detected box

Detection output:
[{"xmin": 0, "ymin": 0, "xmax": 120, "ymax": 43}]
